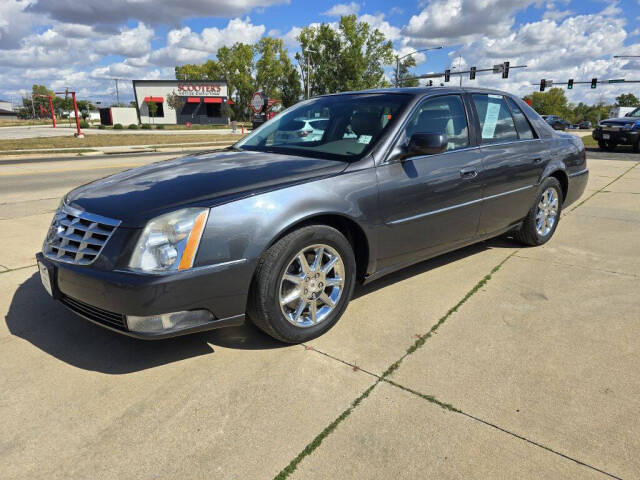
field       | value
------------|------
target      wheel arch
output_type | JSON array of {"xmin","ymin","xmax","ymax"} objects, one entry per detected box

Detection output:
[
  {"xmin": 547, "ymin": 169, "xmax": 568, "ymax": 203},
  {"xmin": 265, "ymin": 213, "xmax": 372, "ymax": 281}
]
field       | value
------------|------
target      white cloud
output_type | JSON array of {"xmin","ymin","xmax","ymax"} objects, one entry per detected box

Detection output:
[
  {"xmin": 450, "ymin": 9, "xmax": 638, "ymax": 104},
  {"xmin": 95, "ymin": 24, "xmax": 154, "ymax": 58},
  {"xmin": 149, "ymin": 17, "xmax": 265, "ymax": 66},
  {"xmin": 0, "ymin": 0, "xmax": 37, "ymax": 49},
  {"xmin": 404, "ymin": 0, "xmax": 538, "ymax": 46},
  {"xmin": 323, "ymin": 2, "xmax": 361, "ymax": 17},
  {"xmin": 28, "ymin": 0, "xmax": 288, "ymax": 26}
]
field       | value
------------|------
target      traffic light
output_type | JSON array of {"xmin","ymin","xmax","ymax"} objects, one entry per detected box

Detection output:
[
  {"xmin": 470, "ymin": 67, "xmax": 476, "ymax": 80},
  {"xmin": 502, "ymin": 61, "xmax": 510, "ymax": 79},
  {"xmin": 591, "ymin": 78, "xmax": 597, "ymax": 89},
  {"xmin": 540, "ymin": 79, "xmax": 546, "ymax": 92},
  {"xmin": 568, "ymin": 79, "xmax": 574, "ymax": 89},
  {"xmin": 444, "ymin": 69, "xmax": 451, "ymax": 82}
]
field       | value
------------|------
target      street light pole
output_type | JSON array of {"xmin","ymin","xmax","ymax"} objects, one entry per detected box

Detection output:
[
  {"xmin": 305, "ymin": 49, "xmax": 318, "ymax": 99},
  {"xmin": 395, "ymin": 46, "xmax": 444, "ymax": 87}
]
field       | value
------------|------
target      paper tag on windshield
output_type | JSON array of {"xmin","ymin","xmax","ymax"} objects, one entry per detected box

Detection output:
[{"xmin": 358, "ymin": 135, "xmax": 372, "ymax": 144}]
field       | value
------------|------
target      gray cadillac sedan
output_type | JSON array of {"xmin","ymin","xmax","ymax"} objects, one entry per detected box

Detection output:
[{"xmin": 37, "ymin": 87, "xmax": 588, "ymax": 343}]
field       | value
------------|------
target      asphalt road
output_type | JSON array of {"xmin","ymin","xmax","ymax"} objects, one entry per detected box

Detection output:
[
  {"xmin": 1, "ymin": 152, "xmax": 639, "ymax": 479},
  {"xmin": 0, "ymin": 124, "xmax": 238, "ymax": 139}
]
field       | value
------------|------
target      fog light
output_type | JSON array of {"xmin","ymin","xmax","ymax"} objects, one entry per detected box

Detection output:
[{"xmin": 127, "ymin": 310, "xmax": 214, "ymax": 333}]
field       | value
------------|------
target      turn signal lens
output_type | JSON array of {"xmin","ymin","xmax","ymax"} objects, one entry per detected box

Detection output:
[{"xmin": 178, "ymin": 211, "xmax": 208, "ymax": 270}]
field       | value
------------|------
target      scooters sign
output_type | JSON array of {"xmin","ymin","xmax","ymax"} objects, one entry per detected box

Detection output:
[{"xmin": 250, "ymin": 92, "xmax": 265, "ymax": 114}]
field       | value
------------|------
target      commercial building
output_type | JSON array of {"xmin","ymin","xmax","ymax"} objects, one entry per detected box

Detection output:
[
  {"xmin": 0, "ymin": 108, "xmax": 18, "ymax": 121},
  {"xmin": 132, "ymin": 80, "xmax": 233, "ymax": 125},
  {"xmin": 0, "ymin": 99, "xmax": 13, "ymax": 112}
]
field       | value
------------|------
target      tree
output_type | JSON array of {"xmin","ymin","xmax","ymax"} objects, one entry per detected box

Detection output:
[
  {"xmin": 146, "ymin": 101, "xmax": 158, "ymax": 124},
  {"xmin": 166, "ymin": 91, "xmax": 185, "ymax": 112},
  {"xmin": 523, "ymin": 88, "xmax": 569, "ymax": 117},
  {"xmin": 393, "ymin": 55, "xmax": 419, "ymax": 87},
  {"xmin": 296, "ymin": 14, "xmax": 394, "ymax": 96},
  {"xmin": 615, "ymin": 93, "xmax": 639, "ymax": 107}
]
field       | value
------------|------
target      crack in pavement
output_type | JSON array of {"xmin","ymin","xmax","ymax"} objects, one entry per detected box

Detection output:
[
  {"xmin": 0, "ymin": 263, "xmax": 37, "ymax": 275},
  {"xmin": 274, "ymin": 252, "xmax": 516, "ymax": 479},
  {"xmin": 568, "ymin": 162, "xmax": 639, "ymax": 213}
]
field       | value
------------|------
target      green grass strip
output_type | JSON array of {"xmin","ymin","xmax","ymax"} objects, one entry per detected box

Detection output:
[
  {"xmin": 274, "ymin": 380, "xmax": 379, "ymax": 480},
  {"xmin": 381, "ymin": 251, "xmax": 516, "ymax": 379},
  {"xmin": 274, "ymin": 252, "xmax": 516, "ymax": 479}
]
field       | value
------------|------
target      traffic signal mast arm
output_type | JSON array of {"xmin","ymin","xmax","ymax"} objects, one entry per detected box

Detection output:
[
  {"xmin": 415, "ymin": 64, "xmax": 527, "ymax": 80},
  {"xmin": 534, "ymin": 78, "xmax": 640, "ymax": 88}
]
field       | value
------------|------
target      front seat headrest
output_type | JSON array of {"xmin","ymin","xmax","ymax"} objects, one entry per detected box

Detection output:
[{"xmin": 350, "ymin": 112, "xmax": 381, "ymax": 137}]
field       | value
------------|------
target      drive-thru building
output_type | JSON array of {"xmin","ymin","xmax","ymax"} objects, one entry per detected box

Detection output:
[{"xmin": 132, "ymin": 80, "xmax": 233, "ymax": 125}]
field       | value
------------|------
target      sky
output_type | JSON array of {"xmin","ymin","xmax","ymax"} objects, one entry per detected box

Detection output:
[{"xmin": 0, "ymin": 0, "xmax": 639, "ymax": 107}]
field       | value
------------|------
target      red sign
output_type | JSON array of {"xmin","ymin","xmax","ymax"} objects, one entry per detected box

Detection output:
[
  {"xmin": 250, "ymin": 92, "xmax": 264, "ymax": 114},
  {"xmin": 177, "ymin": 83, "xmax": 222, "ymax": 96}
]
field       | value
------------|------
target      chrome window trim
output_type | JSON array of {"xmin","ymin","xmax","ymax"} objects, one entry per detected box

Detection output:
[{"xmin": 387, "ymin": 184, "xmax": 534, "ymax": 226}]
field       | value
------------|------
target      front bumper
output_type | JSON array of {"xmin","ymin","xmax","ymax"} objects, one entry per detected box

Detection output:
[
  {"xmin": 593, "ymin": 128, "xmax": 640, "ymax": 145},
  {"xmin": 36, "ymin": 252, "xmax": 253, "ymax": 339}
]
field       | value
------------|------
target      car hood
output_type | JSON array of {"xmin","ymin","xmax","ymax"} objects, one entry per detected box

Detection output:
[
  {"xmin": 600, "ymin": 117, "xmax": 639, "ymax": 126},
  {"xmin": 65, "ymin": 149, "xmax": 349, "ymax": 227}
]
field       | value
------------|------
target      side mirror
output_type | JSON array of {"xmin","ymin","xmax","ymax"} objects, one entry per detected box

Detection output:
[{"xmin": 404, "ymin": 133, "xmax": 448, "ymax": 159}]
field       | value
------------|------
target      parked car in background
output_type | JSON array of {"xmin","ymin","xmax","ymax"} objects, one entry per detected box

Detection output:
[
  {"xmin": 592, "ymin": 106, "xmax": 640, "ymax": 152},
  {"xmin": 37, "ymin": 87, "xmax": 588, "ymax": 343},
  {"xmin": 578, "ymin": 120, "xmax": 592, "ymax": 130},
  {"xmin": 542, "ymin": 115, "xmax": 570, "ymax": 130},
  {"xmin": 274, "ymin": 117, "xmax": 329, "ymax": 144}
]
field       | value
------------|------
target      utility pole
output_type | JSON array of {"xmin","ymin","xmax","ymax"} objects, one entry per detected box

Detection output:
[
  {"xmin": 114, "ymin": 79, "xmax": 120, "ymax": 106},
  {"xmin": 395, "ymin": 46, "xmax": 444, "ymax": 87}
]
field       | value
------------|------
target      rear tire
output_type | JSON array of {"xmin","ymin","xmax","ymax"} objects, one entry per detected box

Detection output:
[
  {"xmin": 633, "ymin": 139, "xmax": 640, "ymax": 154},
  {"xmin": 247, "ymin": 225, "xmax": 356, "ymax": 343},
  {"xmin": 514, "ymin": 177, "xmax": 563, "ymax": 246}
]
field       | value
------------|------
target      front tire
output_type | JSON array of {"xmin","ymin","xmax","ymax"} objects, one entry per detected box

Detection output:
[
  {"xmin": 598, "ymin": 140, "xmax": 617, "ymax": 151},
  {"xmin": 515, "ymin": 177, "xmax": 563, "ymax": 246},
  {"xmin": 247, "ymin": 225, "xmax": 356, "ymax": 343}
]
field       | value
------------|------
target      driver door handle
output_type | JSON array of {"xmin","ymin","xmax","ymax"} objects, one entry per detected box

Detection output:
[{"xmin": 460, "ymin": 168, "xmax": 478, "ymax": 179}]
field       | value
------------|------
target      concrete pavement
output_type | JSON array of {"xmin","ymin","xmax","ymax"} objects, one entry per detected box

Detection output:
[{"xmin": 1, "ymin": 153, "xmax": 638, "ymax": 479}]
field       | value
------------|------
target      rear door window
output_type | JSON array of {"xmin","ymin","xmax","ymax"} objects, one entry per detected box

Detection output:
[
  {"xmin": 506, "ymin": 97, "xmax": 536, "ymax": 139},
  {"xmin": 472, "ymin": 94, "xmax": 519, "ymax": 144}
]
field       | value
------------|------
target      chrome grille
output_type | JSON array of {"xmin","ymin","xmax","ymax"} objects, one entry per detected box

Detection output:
[{"xmin": 43, "ymin": 205, "xmax": 120, "ymax": 265}]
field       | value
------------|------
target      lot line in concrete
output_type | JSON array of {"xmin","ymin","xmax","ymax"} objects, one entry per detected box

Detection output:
[
  {"xmin": 568, "ymin": 161, "xmax": 639, "ymax": 212},
  {"xmin": 274, "ymin": 252, "xmax": 517, "ymax": 479},
  {"xmin": 278, "ymin": 160, "xmax": 640, "ymax": 479}
]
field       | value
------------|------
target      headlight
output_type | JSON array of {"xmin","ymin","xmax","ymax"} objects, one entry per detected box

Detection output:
[{"xmin": 129, "ymin": 208, "xmax": 209, "ymax": 273}]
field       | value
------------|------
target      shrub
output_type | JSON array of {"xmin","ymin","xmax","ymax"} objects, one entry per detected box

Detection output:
[
  {"xmin": 79, "ymin": 120, "xmax": 90, "ymax": 129},
  {"xmin": 128, "ymin": 124, "xmax": 139, "ymax": 130},
  {"xmin": 155, "ymin": 124, "xmax": 165, "ymax": 130},
  {"xmin": 98, "ymin": 124, "xmax": 106, "ymax": 129},
  {"xmin": 141, "ymin": 123, "xmax": 152, "ymax": 130},
  {"xmin": 113, "ymin": 123, "xmax": 123, "ymax": 129}
]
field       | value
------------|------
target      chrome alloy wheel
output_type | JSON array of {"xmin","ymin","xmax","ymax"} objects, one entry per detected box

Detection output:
[
  {"xmin": 536, "ymin": 187, "xmax": 559, "ymax": 237},
  {"xmin": 279, "ymin": 244, "xmax": 345, "ymax": 328}
]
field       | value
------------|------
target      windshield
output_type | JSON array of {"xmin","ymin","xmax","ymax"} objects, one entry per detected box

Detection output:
[
  {"xmin": 627, "ymin": 107, "xmax": 640, "ymax": 117},
  {"xmin": 235, "ymin": 93, "xmax": 412, "ymax": 160}
]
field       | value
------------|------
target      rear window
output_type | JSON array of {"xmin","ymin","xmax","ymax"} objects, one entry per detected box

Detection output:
[{"xmin": 506, "ymin": 97, "xmax": 536, "ymax": 140}]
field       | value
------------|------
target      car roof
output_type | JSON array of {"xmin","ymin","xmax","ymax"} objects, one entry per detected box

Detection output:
[{"xmin": 319, "ymin": 86, "xmax": 518, "ymax": 98}]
